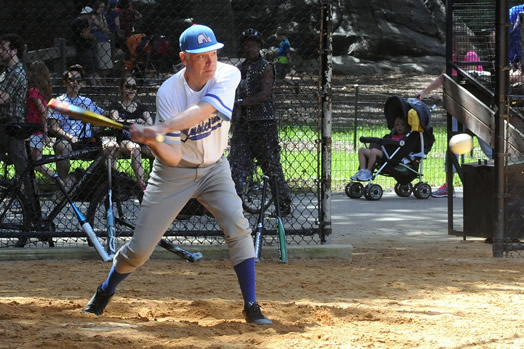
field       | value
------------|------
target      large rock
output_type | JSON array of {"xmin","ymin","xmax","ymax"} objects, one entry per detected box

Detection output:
[{"xmin": 333, "ymin": 0, "xmax": 446, "ymax": 59}]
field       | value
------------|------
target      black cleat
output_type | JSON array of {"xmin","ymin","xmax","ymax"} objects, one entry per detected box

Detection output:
[
  {"xmin": 82, "ymin": 285, "xmax": 114, "ymax": 316},
  {"xmin": 243, "ymin": 302, "xmax": 272, "ymax": 325}
]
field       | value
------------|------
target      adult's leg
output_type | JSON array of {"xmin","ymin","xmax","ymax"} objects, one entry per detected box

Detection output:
[
  {"xmin": 196, "ymin": 159, "xmax": 260, "ymax": 309},
  {"xmin": 53, "ymin": 138, "xmax": 73, "ymax": 180},
  {"xmin": 249, "ymin": 121, "xmax": 292, "ymax": 207},
  {"xmin": 229, "ymin": 118, "xmax": 254, "ymax": 195},
  {"xmin": 8, "ymin": 136, "xmax": 33, "ymax": 196},
  {"xmin": 197, "ymin": 158, "xmax": 255, "ymax": 265},
  {"xmin": 113, "ymin": 162, "xmax": 196, "ymax": 274},
  {"xmin": 121, "ymin": 140, "xmax": 146, "ymax": 188}
]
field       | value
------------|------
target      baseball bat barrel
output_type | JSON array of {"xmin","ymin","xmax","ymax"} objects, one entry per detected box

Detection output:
[
  {"xmin": 158, "ymin": 239, "xmax": 203, "ymax": 262},
  {"xmin": 48, "ymin": 98, "xmax": 165, "ymax": 143},
  {"xmin": 272, "ymin": 178, "xmax": 288, "ymax": 263}
]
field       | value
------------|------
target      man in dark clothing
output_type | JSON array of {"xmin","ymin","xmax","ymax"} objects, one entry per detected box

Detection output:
[
  {"xmin": 229, "ymin": 28, "xmax": 292, "ymax": 216},
  {"xmin": 71, "ymin": 6, "xmax": 100, "ymax": 85}
]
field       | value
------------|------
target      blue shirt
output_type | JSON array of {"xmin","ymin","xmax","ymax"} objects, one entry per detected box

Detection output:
[
  {"xmin": 509, "ymin": 4, "xmax": 524, "ymax": 64},
  {"xmin": 49, "ymin": 94, "xmax": 104, "ymax": 138}
]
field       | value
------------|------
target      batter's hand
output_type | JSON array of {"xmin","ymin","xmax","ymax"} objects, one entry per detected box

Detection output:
[{"xmin": 130, "ymin": 124, "xmax": 164, "ymax": 145}]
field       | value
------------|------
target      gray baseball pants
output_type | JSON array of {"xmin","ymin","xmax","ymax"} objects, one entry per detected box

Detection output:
[{"xmin": 114, "ymin": 156, "xmax": 255, "ymax": 274}]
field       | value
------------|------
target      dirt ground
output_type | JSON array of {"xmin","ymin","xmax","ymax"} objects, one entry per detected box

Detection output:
[
  {"xmin": 1, "ymin": 73, "xmax": 522, "ymax": 348},
  {"xmin": 1, "ymin": 236, "xmax": 523, "ymax": 349}
]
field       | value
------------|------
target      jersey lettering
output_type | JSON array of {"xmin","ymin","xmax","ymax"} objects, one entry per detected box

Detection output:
[{"xmin": 182, "ymin": 114, "xmax": 222, "ymax": 141}]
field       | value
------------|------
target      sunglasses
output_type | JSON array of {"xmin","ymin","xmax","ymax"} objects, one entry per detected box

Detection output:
[
  {"xmin": 124, "ymin": 84, "xmax": 137, "ymax": 90},
  {"xmin": 68, "ymin": 77, "xmax": 83, "ymax": 82}
]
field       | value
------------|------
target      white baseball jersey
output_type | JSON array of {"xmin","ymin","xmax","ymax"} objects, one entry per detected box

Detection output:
[{"xmin": 156, "ymin": 62, "xmax": 241, "ymax": 167}]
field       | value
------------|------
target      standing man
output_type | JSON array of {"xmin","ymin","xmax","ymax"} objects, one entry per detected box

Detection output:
[
  {"xmin": 229, "ymin": 28, "xmax": 292, "ymax": 215},
  {"xmin": 83, "ymin": 24, "xmax": 272, "ymax": 325},
  {"xmin": 0, "ymin": 33, "xmax": 31, "ymax": 196}
]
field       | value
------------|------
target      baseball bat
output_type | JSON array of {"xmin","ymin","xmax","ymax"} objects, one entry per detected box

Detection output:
[
  {"xmin": 158, "ymin": 239, "xmax": 203, "ymax": 263},
  {"xmin": 272, "ymin": 178, "xmax": 288, "ymax": 263},
  {"xmin": 52, "ymin": 174, "xmax": 113, "ymax": 262},
  {"xmin": 114, "ymin": 216, "xmax": 203, "ymax": 263},
  {"xmin": 48, "ymin": 98, "xmax": 165, "ymax": 143},
  {"xmin": 106, "ymin": 158, "xmax": 116, "ymax": 255},
  {"xmin": 254, "ymin": 176, "xmax": 269, "ymax": 263}
]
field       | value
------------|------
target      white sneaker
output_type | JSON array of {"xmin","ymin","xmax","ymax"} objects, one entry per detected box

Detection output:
[
  {"xmin": 351, "ymin": 169, "xmax": 363, "ymax": 180},
  {"xmin": 357, "ymin": 169, "xmax": 373, "ymax": 181}
]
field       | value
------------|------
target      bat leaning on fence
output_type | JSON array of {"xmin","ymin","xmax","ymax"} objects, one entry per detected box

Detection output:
[
  {"xmin": 47, "ymin": 98, "xmax": 181, "ymax": 144},
  {"xmin": 52, "ymin": 174, "xmax": 113, "ymax": 262},
  {"xmin": 114, "ymin": 216, "xmax": 203, "ymax": 263},
  {"xmin": 106, "ymin": 158, "xmax": 116, "ymax": 256},
  {"xmin": 272, "ymin": 178, "xmax": 288, "ymax": 264},
  {"xmin": 254, "ymin": 176, "xmax": 269, "ymax": 263}
]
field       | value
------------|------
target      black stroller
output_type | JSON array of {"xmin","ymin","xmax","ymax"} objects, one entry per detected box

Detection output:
[{"xmin": 345, "ymin": 96, "xmax": 435, "ymax": 201}]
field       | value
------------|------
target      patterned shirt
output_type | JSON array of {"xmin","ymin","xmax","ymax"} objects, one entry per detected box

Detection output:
[
  {"xmin": 0, "ymin": 62, "xmax": 28, "ymax": 122},
  {"xmin": 237, "ymin": 57, "xmax": 275, "ymax": 121}
]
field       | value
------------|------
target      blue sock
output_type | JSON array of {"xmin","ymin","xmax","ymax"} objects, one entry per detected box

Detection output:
[
  {"xmin": 100, "ymin": 265, "xmax": 130, "ymax": 295},
  {"xmin": 234, "ymin": 258, "xmax": 256, "ymax": 305}
]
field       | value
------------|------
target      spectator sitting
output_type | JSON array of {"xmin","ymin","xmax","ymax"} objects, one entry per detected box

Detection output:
[
  {"xmin": 48, "ymin": 64, "xmax": 107, "ymax": 189},
  {"xmin": 26, "ymin": 60, "xmax": 55, "ymax": 179},
  {"xmin": 352, "ymin": 116, "xmax": 410, "ymax": 181},
  {"xmin": 108, "ymin": 74, "xmax": 153, "ymax": 191}
]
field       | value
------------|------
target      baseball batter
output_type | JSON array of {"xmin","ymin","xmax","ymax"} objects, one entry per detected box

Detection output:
[{"xmin": 83, "ymin": 24, "xmax": 272, "ymax": 325}]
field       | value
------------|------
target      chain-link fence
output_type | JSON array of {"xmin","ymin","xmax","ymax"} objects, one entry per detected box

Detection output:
[
  {"xmin": 447, "ymin": 0, "xmax": 523, "ymax": 257},
  {"xmin": 1, "ymin": 1, "xmax": 522, "ymax": 256},
  {"xmin": 0, "ymin": 0, "xmax": 327, "ymax": 250}
]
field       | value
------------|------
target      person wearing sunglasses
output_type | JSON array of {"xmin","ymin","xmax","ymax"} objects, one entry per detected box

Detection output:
[
  {"xmin": 48, "ymin": 64, "xmax": 107, "ymax": 190},
  {"xmin": 108, "ymin": 74, "xmax": 153, "ymax": 191}
]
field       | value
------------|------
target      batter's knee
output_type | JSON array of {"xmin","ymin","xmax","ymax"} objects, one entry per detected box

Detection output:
[
  {"xmin": 227, "ymin": 232, "xmax": 256, "ymax": 266},
  {"xmin": 113, "ymin": 243, "xmax": 154, "ymax": 274}
]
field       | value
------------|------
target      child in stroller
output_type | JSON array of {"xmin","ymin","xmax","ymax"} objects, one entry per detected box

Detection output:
[{"xmin": 345, "ymin": 96, "xmax": 435, "ymax": 201}]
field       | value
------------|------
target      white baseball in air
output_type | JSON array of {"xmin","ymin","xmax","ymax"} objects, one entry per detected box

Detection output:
[
  {"xmin": 155, "ymin": 133, "xmax": 165, "ymax": 143},
  {"xmin": 449, "ymin": 133, "xmax": 474, "ymax": 155}
]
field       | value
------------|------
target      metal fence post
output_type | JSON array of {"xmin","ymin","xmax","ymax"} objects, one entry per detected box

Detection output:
[
  {"xmin": 493, "ymin": 0, "xmax": 508, "ymax": 257},
  {"xmin": 353, "ymin": 84, "xmax": 359, "ymax": 151},
  {"xmin": 319, "ymin": 0, "xmax": 333, "ymax": 243}
]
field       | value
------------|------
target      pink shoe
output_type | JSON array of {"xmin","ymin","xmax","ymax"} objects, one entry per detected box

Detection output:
[{"xmin": 432, "ymin": 183, "xmax": 455, "ymax": 198}]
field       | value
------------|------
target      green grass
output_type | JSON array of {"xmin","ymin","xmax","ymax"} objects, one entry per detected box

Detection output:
[{"xmin": 1, "ymin": 125, "xmax": 489, "ymax": 193}]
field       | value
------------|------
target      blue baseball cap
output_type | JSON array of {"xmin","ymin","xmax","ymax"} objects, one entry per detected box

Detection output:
[{"xmin": 179, "ymin": 24, "xmax": 224, "ymax": 53}]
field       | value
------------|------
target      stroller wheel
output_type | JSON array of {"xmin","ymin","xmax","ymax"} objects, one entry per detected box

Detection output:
[
  {"xmin": 394, "ymin": 183, "xmax": 413, "ymax": 197},
  {"xmin": 345, "ymin": 182, "xmax": 364, "ymax": 199},
  {"xmin": 364, "ymin": 184, "xmax": 383, "ymax": 201},
  {"xmin": 414, "ymin": 182, "xmax": 432, "ymax": 199}
]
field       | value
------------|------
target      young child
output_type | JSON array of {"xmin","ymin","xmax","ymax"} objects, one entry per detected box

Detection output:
[
  {"xmin": 26, "ymin": 60, "xmax": 55, "ymax": 179},
  {"xmin": 352, "ymin": 116, "xmax": 410, "ymax": 181}
]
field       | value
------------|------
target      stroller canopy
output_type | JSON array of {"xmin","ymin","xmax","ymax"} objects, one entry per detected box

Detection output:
[
  {"xmin": 384, "ymin": 96, "xmax": 432, "ymax": 131},
  {"xmin": 384, "ymin": 95, "xmax": 435, "ymax": 154}
]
